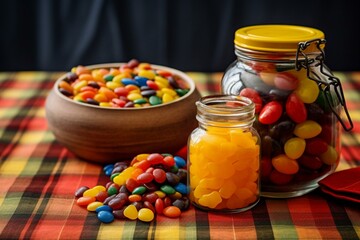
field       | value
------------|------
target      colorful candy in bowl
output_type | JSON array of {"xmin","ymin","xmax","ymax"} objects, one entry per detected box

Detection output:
[{"xmin": 45, "ymin": 60, "xmax": 201, "ymax": 163}]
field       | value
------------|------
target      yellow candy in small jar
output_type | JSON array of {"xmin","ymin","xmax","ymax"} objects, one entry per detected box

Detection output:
[{"xmin": 188, "ymin": 95, "xmax": 260, "ymax": 212}]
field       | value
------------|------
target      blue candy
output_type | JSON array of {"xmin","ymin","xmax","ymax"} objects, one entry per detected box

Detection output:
[
  {"xmin": 103, "ymin": 164, "xmax": 114, "ymax": 176},
  {"xmin": 97, "ymin": 211, "xmax": 114, "ymax": 223},
  {"xmin": 174, "ymin": 156, "xmax": 186, "ymax": 168},
  {"xmin": 96, "ymin": 205, "xmax": 112, "ymax": 213},
  {"xmin": 174, "ymin": 182, "xmax": 189, "ymax": 195},
  {"xmin": 121, "ymin": 78, "xmax": 140, "ymax": 86},
  {"xmin": 134, "ymin": 76, "xmax": 148, "ymax": 86}
]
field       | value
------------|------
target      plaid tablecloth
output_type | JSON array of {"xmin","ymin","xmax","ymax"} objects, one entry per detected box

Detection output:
[{"xmin": 0, "ymin": 71, "xmax": 359, "ymax": 239}]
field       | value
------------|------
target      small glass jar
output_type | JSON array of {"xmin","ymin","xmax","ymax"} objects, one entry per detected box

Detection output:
[
  {"xmin": 187, "ymin": 95, "xmax": 260, "ymax": 212},
  {"xmin": 221, "ymin": 25, "xmax": 353, "ymax": 198}
]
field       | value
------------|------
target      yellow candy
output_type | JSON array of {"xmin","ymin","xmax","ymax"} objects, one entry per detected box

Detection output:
[
  {"xmin": 92, "ymin": 71, "xmax": 105, "ymax": 82},
  {"xmin": 155, "ymin": 76, "xmax": 170, "ymax": 87},
  {"xmin": 123, "ymin": 205, "xmax": 138, "ymax": 220},
  {"xmin": 189, "ymin": 125, "xmax": 259, "ymax": 210},
  {"xmin": 94, "ymin": 93, "xmax": 108, "ymax": 102},
  {"xmin": 138, "ymin": 69, "xmax": 155, "ymax": 79},
  {"xmin": 198, "ymin": 191, "xmax": 222, "ymax": 209},
  {"xmin": 162, "ymin": 93, "xmax": 174, "ymax": 103},
  {"xmin": 295, "ymin": 78, "xmax": 319, "ymax": 103},
  {"xmin": 135, "ymin": 153, "xmax": 150, "ymax": 161},
  {"xmin": 73, "ymin": 80, "xmax": 88, "ymax": 92},
  {"xmin": 127, "ymin": 92, "xmax": 142, "ymax": 101},
  {"xmin": 83, "ymin": 185, "xmax": 105, "ymax": 197},
  {"xmin": 99, "ymin": 102, "xmax": 112, "ymax": 107},
  {"xmin": 112, "ymin": 74, "xmax": 126, "ymax": 83},
  {"xmin": 106, "ymin": 81, "xmax": 122, "ymax": 90},
  {"xmin": 219, "ymin": 180, "xmax": 236, "ymax": 199},
  {"xmin": 272, "ymin": 154, "xmax": 299, "ymax": 175},
  {"xmin": 284, "ymin": 137, "xmax": 306, "ymax": 159},
  {"xmin": 193, "ymin": 186, "xmax": 212, "ymax": 199},
  {"xmin": 320, "ymin": 146, "xmax": 339, "ymax": 165},
  {"xmin": 87, "ymin": 201, "xmax": 103, "ymax": 212},
  {"xmin": 294, "ymin": 120, "xmax": 322, "ymax": 139},
  {"xmin": 154, "ymin": 190, "xmax": 166, "ymax": 198},
  {"xmin": 138, "ymin": 208, "xmax": 154, "ymax": 222},
  {"xmin": 161, "ymin": 87, "xmax": 177, "ymax": 97}
]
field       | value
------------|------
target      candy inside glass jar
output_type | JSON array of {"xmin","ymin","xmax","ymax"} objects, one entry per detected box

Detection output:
[
  {"xmin": 188, "ymin": 95, "xmax": 260, "ymax": 212},
  {"xmin": 221, "ymin": 25, "xmax": 353, "ymax": 198}
]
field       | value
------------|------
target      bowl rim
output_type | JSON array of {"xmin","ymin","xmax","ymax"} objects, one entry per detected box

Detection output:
[{"xmin": 53, "ymin": 62, "xmax": 198, "ymax": 110}]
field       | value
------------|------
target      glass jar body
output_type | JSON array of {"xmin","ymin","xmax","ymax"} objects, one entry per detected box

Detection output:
[
  {"xmin": 188, "ymin": 95, "xmax": 261, "ymax": 212},
  {"xmin": 221, "ymin": 50, "xmax": 341, "ymax": 198}
]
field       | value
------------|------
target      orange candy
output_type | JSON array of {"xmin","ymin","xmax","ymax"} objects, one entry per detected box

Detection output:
[
  {"xmin": 163, "ymin": 206, "xmax": 181, "ymax": 218},
  {"xmin": 188, "ymin": 127, "xmax": 260, "ymax": 210}
]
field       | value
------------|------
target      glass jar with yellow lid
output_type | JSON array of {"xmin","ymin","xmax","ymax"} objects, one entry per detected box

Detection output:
[{"xmin": 221, "ymin": 25, "xmax": 353, "ymax": 198}]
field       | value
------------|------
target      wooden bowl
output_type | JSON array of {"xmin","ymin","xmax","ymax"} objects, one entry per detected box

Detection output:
[{"xmin": 45, "ymin": 63, "xmax": 201, "ymax": 164}]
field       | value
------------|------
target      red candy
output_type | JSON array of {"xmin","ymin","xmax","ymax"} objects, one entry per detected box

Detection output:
[
  {"xmin": 269, "ymin": 170, "xmax": 293, "ymax": 185},
  {"xmin": 96, "ymin": 191, "xmax": 109, "ymax": 202},
  {"xmin": 155, "ymin": 198, "xmax": 164, "ymax": 214},
  {"xmin": 125, "ymin": 178, "xmax": 140, "ymax": 192},
  {"xmin": 305, "ymin": 138, "xmax": 328, "ymax": 155},
  {"xmin": 153, "ymin": 169, "xmax": 167, "ymax": 183},
  {"xmin": 75, "ymin": 153, "xmax": 189, "ymax": 224},
  {"xmin": 298, "ymin": 155, "xmax": 323, "ymax": 170},
  {"xmin": 163, "ymin": 156, "xmax": 175, "ymax": 167},
  {"xmin": 136, "ymin": 172, "xmax": 154, "ymax": 184},
  {"xmin": 274, "ymin": 72, "xmax": 299, "ymax": 90},
  {"xmin": 259, "ymin": 101, "xmax": 282, "ymax": 125},
  {"xmin": 147, "ymin": 153, "xmax": 164, "ymax": 165},
  {"xmin": 239, "ymin": 88, "xmax": 263, "ymax": 113},
  {"xmin": 260, "ymin": 157, "xmax": 273, "ymax": 181},
  {"xmin": 285, "ymin": 93, "xmax": 307, "ymax": 123}
]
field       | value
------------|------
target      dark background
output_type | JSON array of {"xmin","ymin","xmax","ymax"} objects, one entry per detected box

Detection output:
[{"xmin": 1, "ymin": 0, "xmax": 359, "ymax": 72}]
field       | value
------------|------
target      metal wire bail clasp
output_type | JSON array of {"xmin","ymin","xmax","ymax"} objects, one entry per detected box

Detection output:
[{"xmin": 295, "ymin": 39, "xmax": 353, "ymax": 131}]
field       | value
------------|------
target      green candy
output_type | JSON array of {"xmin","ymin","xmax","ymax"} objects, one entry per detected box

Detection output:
[
  {"xmin": 132, "ymin": 186, "xmax": 147, "ymax": 195},
  {"xmin": 160, "ymin": 185, "xmax": 176, "ymax": 195},
  {"xmin": 133, "ymin": 98, "xmax": 147, "ymax": 104},
  {"xmin": 175, "ymin": 89, "xmax": 189, "ymax": 97},
  {"xmin": 104, "ymin": 75, "xmax": 114, "ymax": 82},
  {"xmin": 149, "ymin": 95, "xmax": 162, "ymax": 105},
  {"xmin": 110, "ymin": 173, "xmax": 119, "ymax": 182},
  {"xmin": 107, "ymin": 185, "xmax": 119, "ymax": 196}
]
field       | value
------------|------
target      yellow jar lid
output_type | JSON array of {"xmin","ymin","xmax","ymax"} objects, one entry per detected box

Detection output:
[{"xmin": 234, "ymin": 25, "xmax": 325, "ymax": 52}]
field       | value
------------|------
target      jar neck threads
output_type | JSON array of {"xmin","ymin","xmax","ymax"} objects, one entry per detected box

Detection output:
[
  {"xmin": 196, "ymin": 95, "xmax": 255, "ymax": 129},
  {"xmin": 234, "ymin": 46, "xmax": 319, "ymax": 66}
]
